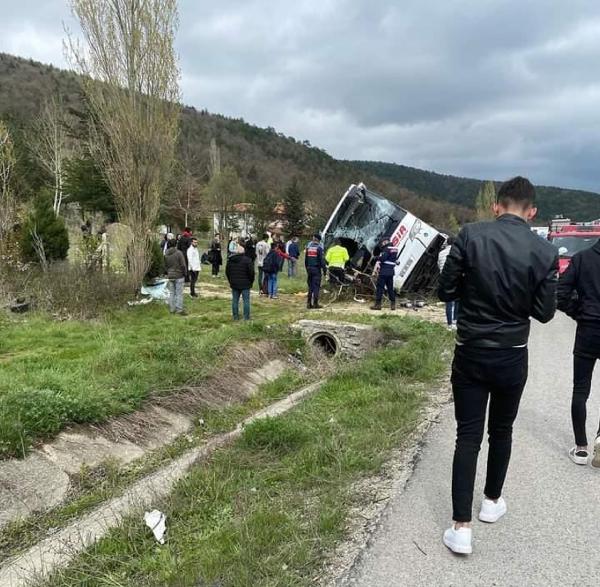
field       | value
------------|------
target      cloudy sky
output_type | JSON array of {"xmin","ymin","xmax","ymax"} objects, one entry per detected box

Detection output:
[{"xmin": 2, "ymin": 0, "xmax": 600, "ymax": 191}]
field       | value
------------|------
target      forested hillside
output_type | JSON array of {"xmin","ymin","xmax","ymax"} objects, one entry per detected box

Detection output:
[
  {"xmin": 2, "ymin": 52, "xmax": 597, "ymax": 230},
  {"xmin": 352, "ymin": 161, "xmax": 600, "ymax": 222}
]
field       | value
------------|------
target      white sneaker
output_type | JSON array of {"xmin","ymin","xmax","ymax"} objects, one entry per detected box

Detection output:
[
  {"xmin": 451, "ymin": 323, "xmax": 458, "ymax": 331},
  {"xmin": 569, "ymin": 447, "xmax": 589, "ymax": 466},
  {"xmin": 592, "ymin": 437, "xmax": 600, "ymax": 469},
  {"xmin": 443, "ymin": 525, "xmax": 472, "ymax": 554},
  {"xmin": 479, "ymin": 497, "xmax": 507, "ymax": 523}
]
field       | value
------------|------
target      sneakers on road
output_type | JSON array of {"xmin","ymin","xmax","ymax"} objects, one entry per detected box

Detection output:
[
  {"xmin": 592, "ymin": 437, "xmax": 600, "ymax": 469},
  {"xmin": 443, "ymin": 525, "xmax": 472, "ymax": 555},
  {"xmin": 569, "ymin": 447, "xmax": 589, "ymax": 465},
  {"xmin": 479, "ymin": 497, "xmax": 507, "ymax": 523}
]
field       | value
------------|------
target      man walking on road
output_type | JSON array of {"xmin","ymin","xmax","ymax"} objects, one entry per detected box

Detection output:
[
  {"xmin": 438, "ymin": 176, "xmax": 558, "ymax": 555},
  {"xmin": 557, "ymin": 239, "xmax": 600, "ymax": 468}
]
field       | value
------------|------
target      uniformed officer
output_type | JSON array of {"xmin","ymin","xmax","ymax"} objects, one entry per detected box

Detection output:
[
  {"xmin": 371, "ymin": 237, "xmax": 399, "ymax": 310},
  {"xmin": 305, "ymin": 233, "xmax": 327, "ymax": 309}
]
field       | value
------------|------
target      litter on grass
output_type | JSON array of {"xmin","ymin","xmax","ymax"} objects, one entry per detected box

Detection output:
[{"xmin": 144, "ymin": 509, "xmax": 167, "ymax": 544}]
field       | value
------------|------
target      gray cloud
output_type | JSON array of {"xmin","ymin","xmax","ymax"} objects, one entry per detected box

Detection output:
[{"xmin": 1, "ymin": 0, "xmax": 600, "ymax": 191}]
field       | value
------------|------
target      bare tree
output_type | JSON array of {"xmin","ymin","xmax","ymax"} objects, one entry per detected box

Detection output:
[
  {"xmin": 67, "ymin": 0, "xmax": 181, "ymax": 283},
  {"xmin": 30, "ymin": 226, "xmax": 49, "ymax": 272},
  {"xmin": 204, "ymin": 165, "xmax": 244, "ymax": 237},
  {"xmin": 31, "ymin": 97, "xmax": 71, "ymax": 216},
  {"xmin": 0, "ymin": 120, "xmax": 16, "ymax": 245}
]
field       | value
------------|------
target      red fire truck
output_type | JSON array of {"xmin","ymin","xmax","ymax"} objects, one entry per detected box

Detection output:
[{"xmin": 548, "ymin": 224, "xmax": 600, "ymax": 274}]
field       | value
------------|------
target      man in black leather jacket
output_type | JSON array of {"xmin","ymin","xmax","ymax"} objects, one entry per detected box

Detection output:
[
  {"xmin": 557, "ymin": 239, "xmax": 600, "ymax": 468},
  {"xmin": 438, "ymin": 176, "xmax": 558, "ymax": 555}
]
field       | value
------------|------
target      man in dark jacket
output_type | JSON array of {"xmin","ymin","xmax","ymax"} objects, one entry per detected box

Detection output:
[
  {"xmin": 164, "ymin": 239, "xmax": 188, "ymax": 315},
  {"xmin": 438, "ymin": 176, "xmax": 558, "ymax": 555},
  {"xmin": 177, "ymin": 227, "xmax": 193, "ymax": 282},
  {"xmin": 226, "ymin": 244, "xmax": 255, "ymax": 320},
  {"xmin": 370, "ymin": 237, "xmax": 399, "ymax": 311},
  {"xmin": 305, "ymin": 234, "xmax": 327, "ymax": 309},
  {"xmin": 209, "ymin": 235, "xmax": 223, "ymax": 277},
  {"xmin": 557, "ymin": 239, "xmax": 600, "ymax": 468}
]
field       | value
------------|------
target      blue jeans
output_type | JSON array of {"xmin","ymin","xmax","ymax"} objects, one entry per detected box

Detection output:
[
  {"xmin": 168, "ymin": 278, "xmax": 184, "ymax": 313},
  {"xmin": 446, "ymin": 301, "xmax": 459, "ymax": 325},
  {"xmin": 287, "ymin": 258, "xmax": 298, "ymax": 277},
  {"xmin": 266, "ymin": 273, "xmax": 278, "ymax": 297},
  {"xmin": 231, "ymin": 288, "xmax": 250, "ymax": 320}
]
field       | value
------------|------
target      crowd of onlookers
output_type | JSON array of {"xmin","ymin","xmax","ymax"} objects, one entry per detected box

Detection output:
[
  {"xmin": 159, "ymin": 229, "xmax": 303, "ymax": 319},
  {"xmin": 159, "ymin": 226, "xmax": 406, "ymax": 322}
]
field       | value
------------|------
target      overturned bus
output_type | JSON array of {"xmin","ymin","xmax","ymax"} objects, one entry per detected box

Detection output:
[{"xmin": 322, "ymin": 183, "xmax": 446, "ymax": 294}]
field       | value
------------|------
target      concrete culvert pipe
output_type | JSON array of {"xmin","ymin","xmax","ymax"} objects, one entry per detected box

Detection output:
[{"xmin": 310, "ymin": 332, "xmax": 339, "ymax": 357}]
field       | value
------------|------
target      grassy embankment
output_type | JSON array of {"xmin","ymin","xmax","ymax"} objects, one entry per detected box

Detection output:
[
  {"xmin": 0, "ymin": 271, "xmax": 309, "ymax": 459},
  {"xmin": 40, "ymin": 317, "xmax": 451, "ymax": 587}
]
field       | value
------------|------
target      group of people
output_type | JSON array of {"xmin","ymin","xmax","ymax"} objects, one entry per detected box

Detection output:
[{"xmin": 438, "ymin": 176, "xmax": 600, "ymax": 556}]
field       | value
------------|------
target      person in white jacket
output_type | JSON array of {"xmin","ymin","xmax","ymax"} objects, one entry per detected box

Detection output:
[
  {"xmin": 187, "ymin": 238, "xmax": 202, "ymax": 298},
  {"xmin": 438, "ymin": 236, "xmax": 457, "ymax": 329}
]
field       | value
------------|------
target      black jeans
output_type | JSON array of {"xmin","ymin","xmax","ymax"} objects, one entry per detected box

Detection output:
[
  {"xmin": 189, "ymin": 271, "xmax": 199, "ymax": 296},
  {"xmin": 572, "ymin": 324, "xmax": 600, "ymax": 446},
  {"xmin": 451, "ymin": 345, "xmax": 528, "ymax": 522},
  {"xmin": 211, "ymin": 262, "xmax": 220, "ymax": 276}
]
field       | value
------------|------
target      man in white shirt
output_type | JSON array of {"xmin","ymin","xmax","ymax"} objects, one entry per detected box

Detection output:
[
  {"xmin": 256, "ymin": 233, "xmax": 270, "ymax": 294},
  {"xmin": 187, "ymin": 238, "xmax": 202, "ymax": 298}
]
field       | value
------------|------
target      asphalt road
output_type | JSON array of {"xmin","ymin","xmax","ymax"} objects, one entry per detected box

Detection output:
[{"xmin": 344, "ymin": 313, "xmax": 600, "ymax": 587}]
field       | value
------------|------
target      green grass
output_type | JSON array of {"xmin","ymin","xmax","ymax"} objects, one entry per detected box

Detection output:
[
  {"xmin": 0, "ymin": 275, "xmax": 309, "ymax": 458},
  {"xmin": 0, "ymin": 369, "xmax": 311, "ymax": 564},
  {"xmin": 40, "ymin": 317, "xmax": 451, "ymax": 587}
]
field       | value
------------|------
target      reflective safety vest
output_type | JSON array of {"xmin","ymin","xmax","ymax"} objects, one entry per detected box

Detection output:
[{"xmin": 325, "ymin": 245, "xmax": 350, "ymax": 269}]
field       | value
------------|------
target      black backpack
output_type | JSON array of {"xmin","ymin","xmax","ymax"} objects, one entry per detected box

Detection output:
[{"xmin": 262, "ymin": 251, "xmax": 278, "ymax": 274}]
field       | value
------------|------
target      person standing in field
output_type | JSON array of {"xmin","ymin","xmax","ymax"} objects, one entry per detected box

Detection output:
[
  {"xmin": 287, "ymin": 236, "xmax": 300, "ymax": 277},
  {"xmin": 438, "ymin": 236, "xmax": 458, "ymax": 329},
  {"xmin": 209, "ymin": 234, "xmax": 223, "ymax": 277},
  {"xmin": 370, "ymin": 237, "xmax": 399, "ymax": 311},
  {"xmin": 438, "ymin": 176, "xmax": 557, "ymax": 555},
  {"xmin": 256, "ymin": 234, "xmax": 270, "ymax": 295},
  {"xmin": 325, "ymin": 238, "xmax": 350, "ymax": 284},
  {"xmin": 164, "ymin": 239, "xmax": 188, "ymax": 315},
  {"xmin": 226, "ymin": 244, "xmax": 255, "ymax": 320},
  {"xmin": 187, "ymin": 237, "xmax": 201, "ymax": 298},
  {"xmin": 261, "ymin": 243, "xmax": 281, "ymax": 300},
  {"xmin": 557, "ymin": 237, "xmax": 600, "ymax": 467},
  {"xmin": 305, "ymin": 234, "xmax": 327, "ymax": 309}
]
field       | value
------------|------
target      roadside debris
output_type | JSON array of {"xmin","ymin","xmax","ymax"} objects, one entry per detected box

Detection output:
[{"xmin": 144, "ymin": 509, "xmax": 167, "ymax": 544}]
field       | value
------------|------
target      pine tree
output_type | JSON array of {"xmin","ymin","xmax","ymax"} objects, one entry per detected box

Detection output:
[
  {"xmin": 21, "ymin": 191, "xmax": 69, "ymax": 264},
  {"xmin": 283, "ymin": 178, "xmax": 305, "ymax": 237},
  {"xmin": 447, "ymin": 212, "xmax": 460, "ymax": 235},
  {"xmin": 475, "ymin": 181, "xmax": 496, "ymax": 221}
]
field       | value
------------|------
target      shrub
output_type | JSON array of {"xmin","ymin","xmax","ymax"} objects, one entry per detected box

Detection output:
[
  {"xmin": 0, "ymin": 261, "xmax": 135, "ymax": 319},
  {"xmin": 20, "ymin": 192, "xmax": 69, "ymax": 263},
  {"xmin": 145, "ymin": 239, "xmax": 165, "ymax": 282}
]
